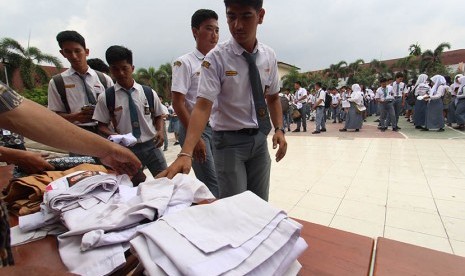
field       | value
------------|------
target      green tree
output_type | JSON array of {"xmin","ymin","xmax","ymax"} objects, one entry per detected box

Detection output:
[
  {"xmin": 408, "ymin": 43, "xmax": 422, "ymax": 56},
  {"xmin": 153, "ymin": 63, "xmax": 172, "ymax": 100},
  {"xmin": 281, "ymin": 68, "xmax": 308, "ymax": 91},
  {"xmin": 0, "ymin": 37, "xmax": 62, "ymax": 89},
  {"xmin": 420, "ymin": 42, "xmax": 451, "ymax": 75},
  {"xmin": 135, "ymin": 66, "xmax": 157, "ymax": 89}
]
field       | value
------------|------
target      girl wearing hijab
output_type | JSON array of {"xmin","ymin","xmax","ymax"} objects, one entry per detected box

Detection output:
[
  {"xmin": 448, "ymin": 74, "xmax": 463, "ymax": 127},
  {"xmin": 339, "ymin": 84, "xmax": 365, "ymax": 132},
  {"xmin": 423, "ymin": 75, "xmax": 446, "ymax": 132},
  {"xmin": 413, "ymin": 74, "xmax": 430, "ymax": 129},
  {"xmin": 454, "ymin": 76, "xmax": 465, "ymax": 130}
]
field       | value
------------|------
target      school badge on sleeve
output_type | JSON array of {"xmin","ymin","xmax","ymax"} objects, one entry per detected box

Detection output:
[{"xmin": 173, "ymin": 61, "xmax": 182, "ymax": 67}]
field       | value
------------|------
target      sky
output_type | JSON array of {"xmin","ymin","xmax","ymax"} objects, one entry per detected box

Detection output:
[{"xmin": 1, "ymin": 0, "xmax": 464, "ymax": 72}]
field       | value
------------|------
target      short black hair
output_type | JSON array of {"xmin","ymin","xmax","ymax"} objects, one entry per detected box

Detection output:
[
  {"xmin": 105, "ymin": 45, "xmax": 133, "ymax": 66},
  {"xmin": 224, "ymin": 0, "xmax": 263, "ymax": 10},
  {"xmin": 87, "ymin": 58, "xmax": 110, "ymax": 74},
  {"xmin": 379, "ymin": 77, "xmax": 387, "ymax": 83},
  {"xmin": 395, "ymin": 72, "xmax": 404, "ymax": 78},
  {"xmin": 315, "ymin": 82, "xmax": 322, "ymax": 87},
  {"xmin": 56, "ymin": 30, "xmax": 86, "ymax": 49},
  {"xmin": 191, "ymin": 9, "xmax": 218, "ymax": 29},
  {"xmin": 295, "ymin": 81, "xmax": 302, "ymax": 86},
  {"xmin": 444, "ymin": 75, "xmax": 452, "ymax": 85}
]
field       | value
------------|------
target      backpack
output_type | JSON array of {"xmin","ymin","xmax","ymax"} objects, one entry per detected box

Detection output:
[
  {"xmin": 324, "ymin": 91, "xmax": 332, "ymax": 108},
  {"xmin": 280, "ymin": 96, "xmax": 289, "ymax": 113},
  {"xmin": 406, "ymin": 85, "xmax": 417, "ymax": 106},
  {"xmin": 52, "ymin": 71, "xmax": 109, "ymax": 113},
  {"xmin": 442, "ymin": 86, "xmax": 452, "ymax": 106},
  {"xmin": 105, "ymin": 85, "xmax": 155, "ymax": 133}
]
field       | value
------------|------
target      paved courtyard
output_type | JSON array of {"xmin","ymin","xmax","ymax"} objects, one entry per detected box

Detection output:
[{"xmin": 24, "ymin": 115, "xmax": 465, "ymax": 257}]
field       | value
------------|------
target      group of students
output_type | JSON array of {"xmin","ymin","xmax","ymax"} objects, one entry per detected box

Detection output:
[
  {"xmin": 2, "ymin": 0, "xmax": 290, "ymax": 269},
  {"xmin": 281, "ymin": 81, "xmax": 367, "ymax": 134},
  {"xmin": 280, "ymin": 71, "xmax": 465, "ymax": 134}
]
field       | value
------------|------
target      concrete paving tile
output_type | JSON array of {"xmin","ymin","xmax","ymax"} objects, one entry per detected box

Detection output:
[
  {"xmin": 335, "ymin": 199, "xmax": 386, "ymax": 225},
  {"xmin": 384, "ymin": 226, "xmax": 453, "ymax": 254},
  {"xmin": 330, "ymin": 215, "xmax": 384, "ymax": 238},
  {"xmin": 288, "ymin": 206, "xmax": 333, "ymax": 226},
  {"xmin": 430, "ymin": 185, "xmax": 465, "ymax": 202},
  {"xmin": 387, "ymin": 193, "xmax": 438, "ymax": 214},
  {"xmin": 442, "ymin": 217, "xmax": 465, "ymax": 242},
  {"xmin": 310, "ymin": 183, "xmax": 349, "ymax": 198},
  {"xmin": 388, "ymin": 181, "xmax": 433, "ymax": 198},
  {"xmin": 296, "ymin": 193, "xmax": 343, "ymax": 214},
  {"xmin": 450, "ymin": 239, "xmax": 465, "ymax": 257},
  {"xmin": 427, "ymin": 176, "xmax": 465, "ymax": 190},
  {"xmin": 269, "ymin": 188, "xmax": 307, "ymax": 206},
  {"xmin": 435, "ymin": 199, "xmax": 465, "ymax": 220},
  {"xmin": 385, "ymin": 208, "xmax": 446, "ymax": 237}
]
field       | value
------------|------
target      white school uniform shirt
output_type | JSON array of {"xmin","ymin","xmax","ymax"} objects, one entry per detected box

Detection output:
[
  {"xmin": 48, "ymin": 67, "xmax": 114, "ymax": 125},
  {"xmin": 375, "ymin": 87, "xmax": 392, "ymax": 101},
  {"xmin": 197, "ymin": 38, "xmax": 280, "ymax": 131},
  {"xmin": 392, "ymin": 81, "xmax": 405, "ymax": 97},
  {"xmin": 415, "ymin": 83, "xmax": 430, "ymax": 97},
  {"xmin": 331, "ymin": 93, "xmax": 341, "ymax": 105},
  {"xmin": 316, "ymin": 89, "xmax": 325, "ymax": 107},
  {"xmin": 93, "ymin": 81, "xmax": 164, "ymax": 143},
  {"xmin": 171, "ymin": 48, "xmax": 205, "ymax": 113}
]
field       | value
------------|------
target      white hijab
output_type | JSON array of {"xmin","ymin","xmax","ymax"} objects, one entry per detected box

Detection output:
[
  {"xmin": 415, "ymin": 74, "xmax": 428, "ymax": 86},
  {"xmin": 430, "ymin": 75, "xmax": 446, "ymax": 95},
  {"xmin": 458, "ymin": 76, "xmax": 465, "ymax": 95},
  {"xmin": 350, "ymin": 84, "xmax": 364, "ymax": 106}
]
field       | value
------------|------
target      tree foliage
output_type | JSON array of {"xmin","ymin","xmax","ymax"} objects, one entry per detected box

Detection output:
[{"xmin": 0, "ymin": 37, "xmax": 62, "ymax": 90}]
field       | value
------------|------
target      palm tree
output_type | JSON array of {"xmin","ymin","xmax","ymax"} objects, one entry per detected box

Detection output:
[
  {"xmin": 348, "ymin": 59, "xmax": 365, "ymax": 76},
  {"xmin": 281, "ymin": 67, "xmax": 308, "ymax": 91},
  {"xmin": 325, "ymin": 61, "xmax": 347, "ymax": 79},
  {"xmin": 408, "ymin": 43, "xmax": 422, "ymax": 56},
  {"xmin": 420, "ymin": 42, "xmax": 451, "ymax": 74},
  {"xmin": 153, "ymin": 63, "xmax": 172, "ymax": 100},
  {"xmin": 0, "ymin": 37, "xmax": 62, "ymax": 89},
  {"xmin": 393, "ymin": 55, "xmax": 418, "ymax": 81},
  {"xmin": 135, "ymin": 66, "xmax": 157, "ymax": 88}
]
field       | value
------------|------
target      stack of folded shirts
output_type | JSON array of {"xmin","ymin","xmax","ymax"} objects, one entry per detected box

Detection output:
[{"xmin": 130, "ymin": 191, "xmax": 308, "ymax": 276}]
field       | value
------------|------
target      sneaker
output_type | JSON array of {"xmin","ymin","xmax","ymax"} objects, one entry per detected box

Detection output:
[
  {"xmin": 392, "ymin": 127, "xmax": 399, "ymax": 132},
  {"xmin": 303, "ymin": 129, "xmax": 307, "ymax": 132},
  {"xmin": 174, "ymin": 141, "xmax": 180, "ymax": 145},
  {"xmin": 311, "ymin": 131, "xmax": 321, "ymax": 134},
  {"xmin": 415, "ymin": 126, "xmax": 423, "ymax": 129},
  {"xmin": 292, "ymin": 129, "xmax": 301, "ymax": 132},
  {"xmin": 374, "ymin": 119, "xmax": 380, "ymax": 122},
  {"xmin": 355, "ymin": 129, "xmax": 359, "ymax": 132},
  {"xmin": 397, "ymin": 127, "xmax": 402, "ymax": 130},
  {"xmin": 420, "ymin": 128, "xmax": 429, "ymax": 131},
  {"xmin": 163, "ymin": 148, "xmax": 168, "ymax": 151},
  {"xmin": 332, "ymin": 121, "xmax": 336, "ymax": 124},
  {"xmin": 437, "ymin": 128, "xmax": 445, "ymax": 132},
  {"xmin": 339, "ymin": 128, "xmax": 347, "ymax": 132},
  {"xmin": 321, "ymin": 128, "xmax": 327, "ymax": 132}
]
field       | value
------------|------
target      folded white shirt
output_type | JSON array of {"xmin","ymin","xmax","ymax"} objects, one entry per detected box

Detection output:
[
  {"xmin": 160, "ymin": 191, "xmax": 284, "ymax": 253},
  {"xmin": 108, "ymin": 133, "xmax": 137, "ymax": 147}
]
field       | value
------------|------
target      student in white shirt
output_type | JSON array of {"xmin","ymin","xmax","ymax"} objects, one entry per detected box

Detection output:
[
  {"xmin": 311, "ymin": 82, "xmax": 326, "ymax": 134},
  {"xmin": 392, "ymin": 72, "xmax": 406, "ymax": 129},
  {"xmin": 158, "ymin": 0, "xmax": 287, "ymax": 201},
  {"xmin": 423, "ymin": 75, "xmax": 446, "ymax": 132},
  {"xmin": 171, "ymin": 9, "xmax": 219, "ymax": 197},
  {"xmin": 292, "ymin": 81, "xmax": 308, "ymax": 132}
]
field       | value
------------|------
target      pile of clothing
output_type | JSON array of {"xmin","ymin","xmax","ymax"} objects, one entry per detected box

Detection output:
[
  {"xmin": 11, "ymin": 172, "xmax": 215, "ymax": 276},
  {"xmin": 131, "ymin": 191, "xmax": 308, "ymax": 276}
]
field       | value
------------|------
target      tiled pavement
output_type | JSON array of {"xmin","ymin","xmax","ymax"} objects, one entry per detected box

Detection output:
[{"xmin": 24, "ymin": 115, "xmax": 465, "ymax": 257}]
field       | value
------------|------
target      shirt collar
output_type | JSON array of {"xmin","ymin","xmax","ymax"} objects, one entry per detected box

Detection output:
[
  {"xmin": 230, "ymin": 37, "xmax": 262, "ymax": 56},
  {"xmin": 114, "ymin": 81, "xmax": 137, "ymax": 93},
  {"xmin": 193, "ymin": 48, "xmax": 205, "ymax": 60}
]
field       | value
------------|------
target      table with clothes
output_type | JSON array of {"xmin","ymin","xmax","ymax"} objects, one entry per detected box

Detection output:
[{"xmin": 2, "ymin": 164, "xmax": 310, "ymax": 276}]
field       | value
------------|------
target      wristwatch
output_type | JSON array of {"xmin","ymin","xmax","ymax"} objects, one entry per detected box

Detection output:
[{"xmin": 275, "ymin": 127, "xmax": 285, "ymax": 134}]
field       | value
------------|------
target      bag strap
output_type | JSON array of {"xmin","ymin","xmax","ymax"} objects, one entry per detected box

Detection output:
[
  {"xmin": 95, "ymin": 71, "xmax": 109, "ymax": 89},
  {"xmin": 142, "ymin": 85, "xmax": 155, "ymax": 117},
  {"xmin": 52, "ymin": 74, "xmax": 71, "ymax": 114},
  {"xmin": 104, "ymin": 86, "xmax": 119, "ymax": 133}
]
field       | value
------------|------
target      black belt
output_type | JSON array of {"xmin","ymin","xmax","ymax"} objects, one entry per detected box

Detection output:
[
  {"xmin": 394, "ymin": 96, "xmax": 402, "ymax": 98},
  {"xmin": 215, "ymin": 128, "xmax": 259, "ymax": 136}
]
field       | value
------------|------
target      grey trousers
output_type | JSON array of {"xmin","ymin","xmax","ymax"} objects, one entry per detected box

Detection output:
[
  {"xmin": 393, "ymin": 97, "xmax": 403, "ymax": 125},
  {"xmin": 178, "ymin": 124, "xmax": 219, "ymax": 198},
  {"xmin": 296, "ymin": 103, "xmax": 308, "ymax": 130},
  {"xmin": 380, "ymin": 101, "xmax": 396, "ymax": 129},
  {"xmin": 212, "ymin": 131, "xmax": 271, "ymax": 201},
  {"xmin": 130, "ymin": 140, "xmax": 167, "ymax": 177},
  {"xmin": 315, "ymin": 106, "xmax": 326, "ymax": 131}
]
